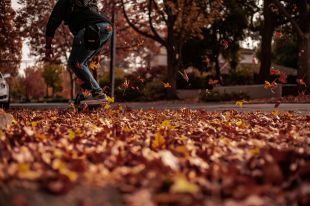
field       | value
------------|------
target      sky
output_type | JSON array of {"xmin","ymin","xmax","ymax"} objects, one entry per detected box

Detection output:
[{"xmin": 12, "ymin": 0, "xmax": 34, "ymax": 76}]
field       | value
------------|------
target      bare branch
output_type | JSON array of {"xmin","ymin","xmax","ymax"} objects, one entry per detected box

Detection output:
[
  {"xmin": 272, "ymin": 0, "xmax": 305, "ymax": 39},
  {"xmin": 120, "ymin": 0, "xmax": 166, "ymax": 46},
  {"xmin": 147, "ymin": 0, "xmax": 166, "ymax": 46},
  {"xmin": 151, "ymin": 0, "xmax": 168, "ymax": 24}
]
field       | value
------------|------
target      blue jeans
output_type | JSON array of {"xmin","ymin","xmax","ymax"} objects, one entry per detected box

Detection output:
[{"xmin": 68, "ymin": 22, "xmax": 112, "ymax": 93}]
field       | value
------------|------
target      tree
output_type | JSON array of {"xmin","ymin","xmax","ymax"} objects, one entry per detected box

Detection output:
[
  {"xmin": 257, "ymin": 0, "xmax": 277, "ymax": 82},
  {"xmin": 9, "ymin": 76, "xmax": 26, "ymax": 101},
  {"xmin": 121, "ymin": 0, "xmax": 223, "ymax": 98},
  {"xmin": 23, "ymin": 66, "xmax": 45, "ymax": 100},
  {"xmin": 255, "ymin": 0, "xmax": 309, "ymax": 88},
  {"xmin": 0, "ymin": 0, "xmax": 22, "ymax": 76},
  {"xmin": 271, "ymin": 0, "xmax": 310, "ymax": 91},
  {"xmin": 182, "ymin": 0, "xmax": 257, "ymax": 81},
  {"xmin": 272, "ymin": 31, "xmax": 298, "ymax": 68},
  {"xmin": 42, "ymin": 64, "xmax": 63, "ymax": 97}
]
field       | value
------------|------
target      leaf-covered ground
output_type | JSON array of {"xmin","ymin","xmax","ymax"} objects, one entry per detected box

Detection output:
[{"xmin": 0, "ymin": 107, "xmax": 309, "ymax": 206}]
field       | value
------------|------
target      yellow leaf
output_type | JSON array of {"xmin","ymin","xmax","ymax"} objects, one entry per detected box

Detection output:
[
  {"xmin": 272, "ymin": 110, "xmax": 279, "ymax": 116},
  {"xmin": 104, "ymin": 104, "xmax": 111, "ymax": 110},
  {"xmin": 68, "ymin": 129, "xmax": 75, "ymax": 141},
  {"xmin": 264, "ymin": 81, "xmax": 271, "ymax": 89},
  {"xmin": 89, "ymin": 61, "xmax": 98, "ymax": 70},
  {"xmin": 12, "ymin": 118, "xmax": 17, "ymax": 124},
  {"xmin": 174, "ymin": 145, "xmax": 188, "ymax": 156},
  {"xmin": 122, "ymin": 125, "xmax": 131, "ymax": 133},
  {"xmin": 235, "ymin": 100, "xmax": 248, "ymax": 108},
  {"xmin": 52, "ymin": 159, "xmax": 78, "ymax": 182},
  {"xmin": 35, "ymin": 133, "xmax": 46, "ymax": 141},
  {"xmin": 248, "ymin": 147, "xmax": 260, "ymax": 156},
  {"xmin": 151, "ymin": 132, "xmax": 165, "ymax": 149},
  {"xmin": 170, "ymin": 176, "xmax": 199, "ymax": 194},
  {"xmin": 235, "ymin": 101, "xmax": 244, "ymax": 108},
  {"xmin": 53, "ymin": 149, "xmax": 63, "ymax": 158},
  {"xmin": 236, "ymin": 120, "xmax": 243, "ymax": 127},
  {"xmin": 31, "ymin": 121, "xmax": 38, "ymax": 127},
  {"xmin": 62, "ymin": 170, "xmax": 78, "ymax": 182},
  {"xmin": 119, "ymin": 106, "xmax": 123, "ymax": 111},
  {"xmin": 219, "ymin": 136, "xmax": 230, "ymax": 145},
  {"xmin": 106, "ymin": 96, "xmax": 115, "ymax": 103},
  {"xmin": 75, "ymin": 128, "xmax": 81, "ymax": 136},
  {"xmin": 18, "ymin": 163, "xmax": 40, "ymax": 180},
  {"xmin": 52, "ymin": 159, "xmax": 66, "ymax": 171},
  {"xmin": 18, "ymin": 163, "xmax": 29, "ymax": 173},
  {"xmin": 161, "ymin": 120, "xmax": 175, "ymax": 129},
  {"xmin": 163, "ymin": 82, "xmax": 172, "ymax": 88}
]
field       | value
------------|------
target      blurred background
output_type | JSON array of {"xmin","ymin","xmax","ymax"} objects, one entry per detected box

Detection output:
[{"xmin": 0, "ymin": 0, "xmax": 309, "ymax": 105}]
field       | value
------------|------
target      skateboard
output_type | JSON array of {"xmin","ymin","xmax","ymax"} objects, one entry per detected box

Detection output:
[{"xmin": 74, "ymin": 93, "xmax": 107, "ymax": 110}]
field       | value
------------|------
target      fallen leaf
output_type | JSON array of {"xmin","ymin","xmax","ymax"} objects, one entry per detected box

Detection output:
[
  {"xmin": 151, "ymin": 132, "xmax": 165, "ymax": 150},
  {"xmin": 170, "ymin": 176, "xmax": 199, "ymax": 194},
  {"xmin": 159, "ymin": 150, "xmax": 179, "ymax": 171}
]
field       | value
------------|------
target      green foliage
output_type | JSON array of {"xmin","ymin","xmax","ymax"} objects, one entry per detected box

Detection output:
[
  {"xmin": 181, "ymin": 0, "xmax": 253, "ymax": 72},
  {"xmin": 44, "ymin": 95, "xmax": 69, "ymax": 103},
  {"xmin": 176, "ymin": 69, "xmax": 211, "ymax": 89},
  {"xmin": 141, "ymin": 80, "xmax": 166, "ymax": 101},
  {"xmin": 98, "ymin": 66, "xmax": 168, "ymax": 102},
  {"xmin": 99, "ymin": 66, "xmax": 166, "ymax": 102},
  {"xmin": 42, "ymin": 64, "xmax": 63, "ymax": 96},
  {"xmin": 200, "ymin": 90, "xmax": 249, "ymax": 102},
  {"xmin": 222, "ymin": 71, "xmax": 255, "ymax": 85},
  {"xmin": 272, "ymin": 33, "xmax": 298, "ymax": 68},
  {"xmin": 9, "ymin": 76, "xmax": 25, "ymax": 101}
]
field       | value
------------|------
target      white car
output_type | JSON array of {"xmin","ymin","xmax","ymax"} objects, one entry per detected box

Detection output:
[{"xmin": 0, "ymin": 72, "xmax": 10, "ymax": 109}]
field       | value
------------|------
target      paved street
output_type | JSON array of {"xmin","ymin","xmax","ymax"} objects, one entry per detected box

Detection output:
[{"xmin": 10, "ymin": 102, "xmax": 310, "ymax": 114}]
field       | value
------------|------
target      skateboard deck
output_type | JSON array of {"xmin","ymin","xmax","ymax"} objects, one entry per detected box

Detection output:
[{"xmin": 74, "ymin": 93, "xmax": 108, "ymax": 110}]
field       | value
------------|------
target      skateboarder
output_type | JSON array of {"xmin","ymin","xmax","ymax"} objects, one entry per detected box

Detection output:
[{"xmin": 45, "ymin": 0, "xmax": 112, "ymax": 101}]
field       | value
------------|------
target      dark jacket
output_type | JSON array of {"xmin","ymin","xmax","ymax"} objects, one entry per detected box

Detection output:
[{"xmin": 46, "ymin": 0, "xmax": 111, "ymax": 37}]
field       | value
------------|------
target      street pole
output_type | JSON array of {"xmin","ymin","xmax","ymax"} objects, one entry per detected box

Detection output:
[{"xmin": 109, "ymin": 0, "xmax": 116, "ymax": 97}]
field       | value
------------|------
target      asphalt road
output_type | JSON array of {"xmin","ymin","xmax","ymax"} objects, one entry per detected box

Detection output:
[{"xmin": 9, "ymin": 102, "xmax": 310, "ymax": 114}]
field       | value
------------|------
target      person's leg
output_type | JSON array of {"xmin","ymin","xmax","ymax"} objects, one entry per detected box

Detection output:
[
  {"xmin": 87, "ymin": 22, "xmax": 113, "ymax": 97},
  {"xmin": 87, "ymin": 22, "xmax": 113, "ymax": 61},
  {"xmin": 68, "ymin": 29, "xmax": 102, "ymax": 93}
]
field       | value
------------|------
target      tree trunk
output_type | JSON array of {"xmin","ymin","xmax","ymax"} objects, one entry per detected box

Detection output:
[
  {"xmin": 297, "ymin": 1, "xmax": 310, "ymax": 93},
  {"xmin": 259, "ymin": 0, "xmax": 275, "ymax": 82},
  {"xmin": 214, "ymin": 54, "xmax": 222, "ymax": 84},
  {"xmin": 46, "ymin": 84, "xmax": 49, "ymax": 98},
  {"xmin": 165, "ymin": 12, "xmax": 179, "ymax": 100},
  {"xmin": 68, "ymin": 70, "xmax": 75, "ymax": 100},
  {"xmin": 166, "ymin": 46, "xmax": 179, "ymax": 99},
  {"xmin": 298, "ymin": 33, "xmax": 310, "ymax": 92}
]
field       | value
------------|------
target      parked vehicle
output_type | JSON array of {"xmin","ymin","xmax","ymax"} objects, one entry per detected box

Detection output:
[{"xmin": 0, "ymin": 72, "xmax": 10, "ymax": 109}]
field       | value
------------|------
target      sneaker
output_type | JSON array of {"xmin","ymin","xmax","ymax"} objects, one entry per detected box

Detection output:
[
  {"xmin": 74, "ymin": 93, "xmax": 86, "ymax": 105},
  {"xmin": 91, "ymin": 91, "xmax": 108, "ymax": 100},
  {"xmin": 79, "ymin": 91, "xmax": 107, "ymax": 105}
]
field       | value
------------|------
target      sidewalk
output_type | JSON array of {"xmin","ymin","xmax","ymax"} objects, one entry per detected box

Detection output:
[{"xmin": 10, "ymin": 102, "xmax": 310, "ymax": 114}]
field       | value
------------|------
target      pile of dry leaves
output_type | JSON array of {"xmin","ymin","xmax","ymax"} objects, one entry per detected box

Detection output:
[{"xmin": 0, "ymin": 107, "xmax": 309, "ymax": 206}]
